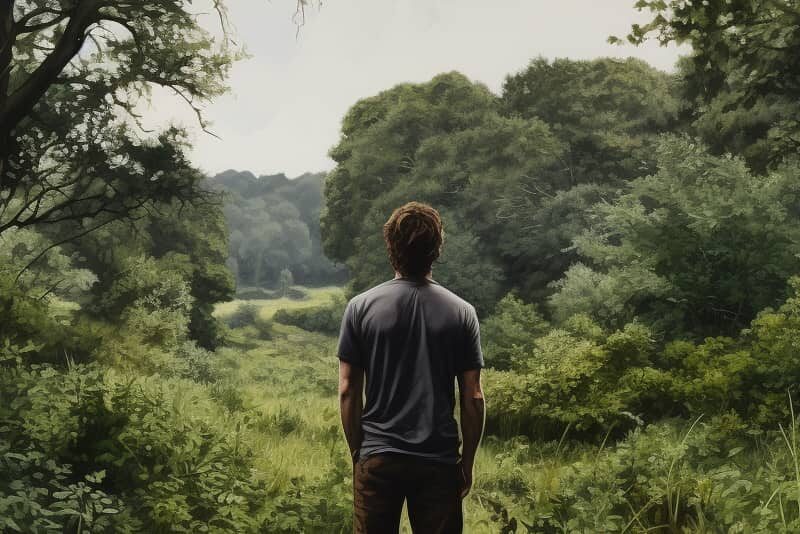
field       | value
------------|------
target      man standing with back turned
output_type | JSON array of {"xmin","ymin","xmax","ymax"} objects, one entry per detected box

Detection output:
[{"xmin": 337, "ymin": 201, "xmax": 486, "ymax": 533}]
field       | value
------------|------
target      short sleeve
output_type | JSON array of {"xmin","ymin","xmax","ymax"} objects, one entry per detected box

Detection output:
[
  {"xmin": 337, "ymin": 299, "xmax": 365, "ymax": 367},
  {"xmin": 457, "ymin": 304, "xmax": 484, "ymax": 372}
]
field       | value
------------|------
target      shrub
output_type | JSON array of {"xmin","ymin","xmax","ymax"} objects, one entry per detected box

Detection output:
[
  {"xmin": 236, "ymin": 288, "xmax": 279, "ymax": 300},
  {"xmin": 486, "ymin": 317, "xmax": 674, "ymax": 440},
  {"xmin": 285, "ymin": 286, "xmax": 308, "ymax": 301},
  {"xmin": 263, "ymin": 452, "xmax": 353, "ymax": 533},
  {"xmin": 0, "ymin": 278, "xmax": 106, "ymax": 365},
  {"xmin": 210, "ymin": 382, "xmax": 248, "ymax": 413},
  {"xmin": 174, "ymin": 341, "xmax": 220, "ymax": 384},
  {"xmin": 0, "ymin": 362, "xmax": 267, "ymax": 532},
  {"xmin": 273, "ymin": 294, "xmax": 346, "ymax": 335},
  {"xmin": 254, "ymin": 407, "xmax": 304, "ymax": 436},
  {"xmin": 480, "ymin": 291, "xmax": 549, "ymax": 371},
  {"xmin": 481, "ymin": 412, "xmax": 800, "ymax": 532},
  {"xmin": 254, "ymin": 316, "xmax": 275, "ymax": 340},
  {"xmin": 225, "ymin": 302, "xmax": 261, "ymax": 329}
]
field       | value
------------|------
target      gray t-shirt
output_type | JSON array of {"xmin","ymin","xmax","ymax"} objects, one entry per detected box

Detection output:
[{"xmin": 336, "ymin": 277, "xmax": 484, "ymax": 464}]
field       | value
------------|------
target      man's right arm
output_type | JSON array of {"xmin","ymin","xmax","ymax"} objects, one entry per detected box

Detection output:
[{"xmin": 457, "ymin": 368, "xmax": 485, "ymax": 498}]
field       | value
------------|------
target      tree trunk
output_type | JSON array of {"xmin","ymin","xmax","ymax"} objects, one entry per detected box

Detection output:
[{"xmin": 0, "ymin": 0, "xmax": 13, "ymax": 186}]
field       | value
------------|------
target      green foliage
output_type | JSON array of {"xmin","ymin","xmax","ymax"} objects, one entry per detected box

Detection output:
[
  {"xmin": 323, "ymin": 72, "xmax": 571, "ymax": 313},
  {"xmin": 480, "ymin": 292, "xmax": 549, "ymax": 370},
  {"xmin": 0, "ymin": 228, "xmax": 97, "ymax": 301},
  {"xmin": 213, "ymin": 171, "xmax": 348, "ymax": 289},
  {"xmin": 484, "ymin": 316, "xmax": 673, "ymax": 440},
  {"xmin": 264, "ymin": 454, "xmax": 353, "ymax": 533},
  {"xmin": 623, "ymin": 0, "xmax": 800, "ymax": 172},
  {"xmin": 235, "ymin": 287, "xmax": 280, "ymax": 299},
  {"xmin": 0, "ymin": 276, "xmax": 107, "ymax": 365},
  {"xmin": 225, "ymin": 303, "xmax": 261, "ymax": 329},
  {"xmin": 548, "ymin": 261, "xmax": 674, "ymax": 332},
  {"xmin": 502, "ymin": 56, "xmax": 681, "ymax": 184},
  {"xmin": 97, "ymin": 255, "xmax": 194, "ymax": 348},
  {"xmin": 285, "ymin": 286, "xmax": 309, "ymax": 301},
  {"xmin": 1, "ymin": 0, "xmax": 241, "ymax": 241},
  {"xmin": 552, "ymin": 135, "xmax": 800, "ymax": 338},
  {"xmin": 665, "ymin": 275, "xmax": 800, "ymax": 428},
  {"xmin": 322, "ymin": 59, "xmax": 681, "ymax": 312},
  {"xmin": 0, "ymin": 448, "xmax": 129, "ymax": 534},
  {"xmin": 273, "ymin": 294, "xmax": 347, "ymax": 336},
  {"xmin": 173, "ymin": 341, "xmax": 221, "ymax": 384},
  {"xmin": 480, "ymin": 412, "xmax": 800, "ymax": 532},
  {"xmin": 0, "ymin": 362, "xmax": 266, "ymax": 532}
]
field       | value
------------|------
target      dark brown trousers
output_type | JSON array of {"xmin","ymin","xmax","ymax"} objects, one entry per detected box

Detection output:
[{"xmin": 353, "ymin": 452, "xmax": 463, "ymax": 533}]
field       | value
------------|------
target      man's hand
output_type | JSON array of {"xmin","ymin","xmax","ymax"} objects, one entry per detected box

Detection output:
[
  {"xmin": 339, "ymin": 360, "xmax": 364, "ymax": 463},
  {"xmin": 457, "ymin": 368, "xmax": 484, "ymax": 500},
  {"xmin": 458, "ymin": 462, "xmax": 473, "ymax": 499}
]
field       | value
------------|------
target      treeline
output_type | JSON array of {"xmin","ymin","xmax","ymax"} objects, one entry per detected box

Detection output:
[{"xmin": 207, "ymin": 170, "xmax": 348, "ymax": 291}]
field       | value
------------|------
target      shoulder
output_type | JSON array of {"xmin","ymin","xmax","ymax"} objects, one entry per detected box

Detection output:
[
  {"xmin": 429, "ymin": 281, "xmax": 475, "ymax": 314},
  {"xmin": 346, "ymin": 280, "xmax": 395, "ymax": 310}
]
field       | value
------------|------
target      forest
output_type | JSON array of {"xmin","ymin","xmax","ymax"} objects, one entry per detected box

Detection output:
[{"xmin": 2, "ymin": 0, "xmax": 800, "ymax": 532}]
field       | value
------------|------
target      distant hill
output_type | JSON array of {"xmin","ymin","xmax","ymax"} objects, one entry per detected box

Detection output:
[{"xmin": 207, "ymin": 170, "xmax": 349, "ymax": 290}]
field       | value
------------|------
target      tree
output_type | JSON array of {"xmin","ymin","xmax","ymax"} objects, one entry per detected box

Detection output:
[
  {"xmin": 321, "ymin": 72, "xmax": 502, "ymax": 265},
  {"xmin": 278, "ymin": 267, "xmax": 294, "ymax": 296},
  {"xmin": 496, "ymin": 57, "xmax": 681, "ymax": 302},
  {"xmin": 321, "ymin": 72, "xmax": 563, "ymax": 314},
  {"xmin": 619, "ymin": 0, "xmax": 800, "ymax": 171},
  {"xmin": 550, "ymin": 135, "xmax": 800, "ymax": 339},
  {"xmin": 501, "ymin": 56, "xmax": 681, "ymax": 186},
  {"xmin": 0, "ymin": 1, "xmax": 240, "ymax": 257}
]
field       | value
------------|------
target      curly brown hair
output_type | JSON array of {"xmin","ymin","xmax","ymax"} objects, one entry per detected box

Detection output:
[{"xmin": 383, "ymin": 201, "xmax": 444, "ymax": 278}]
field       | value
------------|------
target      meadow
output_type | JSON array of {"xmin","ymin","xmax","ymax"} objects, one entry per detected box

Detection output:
[
  {"xmin": 209, "ymin": 287, "xmax": 800, "ymax": 533},
  {"xmin": 213, "ymin": 287, "xmax": 508, "ymax": 532}
]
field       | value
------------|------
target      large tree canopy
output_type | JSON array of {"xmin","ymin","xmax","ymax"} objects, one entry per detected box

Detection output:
[
  {"xmin": 0, "ymin": 0, "xmax": 239, "ymax": 248},
  {"xmin": 321, "ymin": 72, "xmax": 565, "ymax": 314},
  {"xmin": 501, "ymin": 56, "xmax": 681, "ymax": 186},
  {"xmin": 322, "ymin": 60, "xmax": 681, "ymax": 311},
  {"xmin": 620, "ymin": 0, "xmax": 800, "ymax": 172},
  {"xmin": 550, "ymin": 135, "xmax": 800, "ymax": 339}
]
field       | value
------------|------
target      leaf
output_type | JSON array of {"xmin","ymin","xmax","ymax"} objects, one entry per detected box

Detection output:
[
  {"xmin": 728, "ymin": 446, "xmax": 744, "ymax": 457},
  {"xmin": 3, "ymin": 518, "xmax": 22, "ymax": 532}
]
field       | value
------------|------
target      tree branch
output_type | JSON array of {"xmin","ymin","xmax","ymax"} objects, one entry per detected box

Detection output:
[{"xmin": 0, "ymin": 0, "xmax": 101, "ymax": 138}]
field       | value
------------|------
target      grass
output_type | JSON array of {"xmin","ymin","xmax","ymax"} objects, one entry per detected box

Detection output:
[
  {"xmin": 213, "ymin": 285, "xmax": 343, "ymax": 321},
  {"xmin": 210, "ymin": 288, "xmax": 800, "ymax": 532},
  {"xmin": 212, "ymin": 291, "xmax": 510, "ymax": 532}
]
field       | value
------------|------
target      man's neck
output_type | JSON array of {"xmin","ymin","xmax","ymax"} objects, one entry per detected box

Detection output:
[{"xmin": 394, "ymin": 271, "xmax": 433, "ymax": 281}]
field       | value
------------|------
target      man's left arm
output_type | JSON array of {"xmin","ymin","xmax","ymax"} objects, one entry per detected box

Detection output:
[{"xmin": 339, "ymin": 360, "xmax": 364, "ymax": 461}]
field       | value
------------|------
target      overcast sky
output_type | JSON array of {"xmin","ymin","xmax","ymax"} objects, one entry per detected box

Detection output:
[{"xmin": 143, "ymin": 1, "xmax": 686, "ymax": 178}]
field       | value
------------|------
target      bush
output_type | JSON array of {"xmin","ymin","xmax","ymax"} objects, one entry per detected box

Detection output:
[
  {"xmin": 0, "ymin": 278, "xmax": 106, "ymax": 365},
  {"xmin": 480, "ymin": 291, "xmax": 550, "ymax": 371},
  {"xmin": 285, "ymin": 286, "xmax": 308, "ymax": 301},
  {"xmin": 273, "ymin": 294, "xmax": 346, "ymax": 335},
  {"xmin": 478, "ymin": 411, "xmax": 800, "ymax": 532},
  {"xmin": 210, "ymin": 382, "xmax": 248, "ymax": 413},
  {"xmin": 174, "ymin": 341, "xmax": 220, "ymax": 384},
  {"xmin": 263, "ymin": 452, "xmax": 353, "ymax": 533},
  {"xmin": 225, "ymin": 302, "xmax": 261, "ymax": 329},
  {"xmin": 0, "ymin": 362, "xmax": 267, "ymax": 532},
  {"xmin": 486, "ymin": 317, "xmax": 675, "ymax": 440},
  {"xmin": 236, "ymin": 287, "xmax": 279, "ymax": 300},
  {"xmin": 254, "ymin": 407, "xmax": 304, "ymax": 436},
  {"xmin": 253, "ymin": 316, "xmax": 275, "ymax": 340}
]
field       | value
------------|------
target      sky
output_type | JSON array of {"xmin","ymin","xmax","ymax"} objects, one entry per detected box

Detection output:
[{"xmin": 143, "ymin": 1, "xmax": 686, "ymax": 178}]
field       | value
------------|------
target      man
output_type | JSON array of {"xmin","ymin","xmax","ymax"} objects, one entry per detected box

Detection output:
[{"xmin": 337, "ymin": 201, "xmax": 486, "ymax": 533}]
